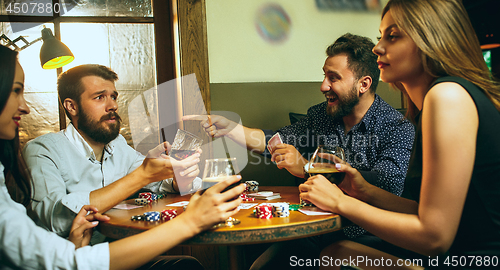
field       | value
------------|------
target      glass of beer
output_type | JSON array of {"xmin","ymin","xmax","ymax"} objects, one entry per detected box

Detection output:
[
  {"xmin": 202, "ymin": 157, "xmax": 241, "ymax": 227},
  {"xmin": 306, "ymin": 145, "xmax": 346, "ymax": 185},
  {"xmin": 202, "ymin": 157, "xmax": 240, "ymax": 190}
]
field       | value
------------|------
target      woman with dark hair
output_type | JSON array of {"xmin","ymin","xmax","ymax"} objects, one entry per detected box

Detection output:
[
  {"xmin": 0, "ymin": 45, "xmax": 31, "ymax": 207},
  {"xmin": 299, "ymin": 0, "xmax": 500, "ymax": 269},
  {"xmin": 0, "ymin": 45, "xmax": 245, "ymax": 269}
]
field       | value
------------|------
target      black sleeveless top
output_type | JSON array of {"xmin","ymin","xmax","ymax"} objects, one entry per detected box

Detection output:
[{"xmin": 403, "ymin": 76, "xmax": 500, "ymax": 268}]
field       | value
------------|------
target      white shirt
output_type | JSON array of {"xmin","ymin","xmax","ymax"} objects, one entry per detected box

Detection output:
[
  {"xmin": 23, "ymin": 123, "xmax": 179, "ymax": 238},
  {"xmin": 0, "ymin": 163, "xmax": 109, "ymax": 270}
]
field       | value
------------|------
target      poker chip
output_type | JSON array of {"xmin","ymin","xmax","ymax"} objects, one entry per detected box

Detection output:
[
  {"xmin": 139, "ymin": 192, "xmax": 153, "ymax": 203},
  {"xmin": 271, "ymin": 203, "xmax": 290, "ymax": 217},
  {"xmin": 161, "ymin": 209, "xmax": 178, "ymax": 221},
  {"xmin": 144, "ymin": 211, "xmax": 161, "ymax": 222},
  {"xmin": 131, "ymin": 214, "xmax": 146, "ymax": 221},
  {"xmin": 255, "ymin": 204, "xmax": 273, "ymax": 219},
  {"xmin": 253, "ymin": 203, "xmax": 291, "ymax": 218},
  {"xmin": 240, "ymin": 193, "xmax": 255, "ymax": 202},
  {"xmin": 134, "ymin": 198, "xmax": 149, "ymax": 205},
  {"xmin": 289, "ymin": 204, "xmax": 301, "ymax": 211},
  {"xmin": 151, "ymin": 193, "xmax": 158, "ymax": 201},
  {"xmin": 245, "ymin": 180, "xmax": 259, "ymax": 193},
  {"xmin": 300, "ymin": 198, "xmax": 314, "ymax": 207}
]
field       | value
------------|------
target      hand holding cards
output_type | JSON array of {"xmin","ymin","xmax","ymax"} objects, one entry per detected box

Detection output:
[{"xmin": 267, "ymin": 132, "xmax": 283, "ymax": 153}]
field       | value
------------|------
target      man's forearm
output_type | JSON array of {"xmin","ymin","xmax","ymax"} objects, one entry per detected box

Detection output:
[
  {"xmin": 89, "ymin": 168, "xmax": 151, "ymax": 212},
  {"xmin": 227, "ymin": 125, "xmax": 266, "ymax": 153}
]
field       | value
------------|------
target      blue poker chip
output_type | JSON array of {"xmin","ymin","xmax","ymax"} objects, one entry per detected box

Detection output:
[
  {"xmin": 151, "ymin": 193, "xmax": 158, "ymax": 201},
  {"xmin": 245, "ymin": 180, "xmax": 259, "ymax": 186},
  {"xmin": 144, "ymin": 211, "xmax": 161, "ymax": 222}
]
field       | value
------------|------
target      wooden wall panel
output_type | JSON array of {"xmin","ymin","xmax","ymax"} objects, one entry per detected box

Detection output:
[{"xmin": 177, "ymin": 0, "xmax": 214, "ymax": 159}]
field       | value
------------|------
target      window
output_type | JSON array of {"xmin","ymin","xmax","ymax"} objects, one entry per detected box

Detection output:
[{"xmin": 1, "ymin": 0, "xmax": 170, "ymax": 149}]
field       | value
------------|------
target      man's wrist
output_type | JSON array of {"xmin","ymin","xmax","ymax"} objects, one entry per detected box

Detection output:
[{"xmin": 132, "ymin": 165, "xmax": 155, "ymax": 186}]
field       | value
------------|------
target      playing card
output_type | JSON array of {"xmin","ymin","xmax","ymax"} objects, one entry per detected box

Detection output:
[{"xmin": 267, "ymin": 132, "xmax": 283, "ymax": 153}]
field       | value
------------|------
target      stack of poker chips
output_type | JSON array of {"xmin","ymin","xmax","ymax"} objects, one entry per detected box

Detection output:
[
  {"xmin": 271, "ymin": 203, "xmax": 290, "ymax": 218},
  {"xmin": 161, "ymin": 209, "xmax": 178, "ymax": 221},
  {"xmin": 300, "ymin": 197, "xmax": 314, "ymax": 207},
  {"xmin": 245, "ymin": 180, "xmax": 259, "ymax": 193},
  {"xmin": 131, "ymin": 214, "xmax": 146, "ymax": 221},
  {"xmin": 138, "ymin": 192, "xmax": 153, "ymax": 203},
  {"xmin": 136, "ymin": 192, "xmax": 160, "ymax": 205},
  {"xmin": 240, "ymin": 193, "xmax": 255, "ymax": 202},
  {"xmin": 134, "ymin": 198, "xmax": 149, "ymax": 205},
  {"xmin": 255, "ymin": 204, "xmax": 273, "ymax": 219},
  {"xmin": 143, "ymin": 211, "xmax": 161, "ymax": 222}
]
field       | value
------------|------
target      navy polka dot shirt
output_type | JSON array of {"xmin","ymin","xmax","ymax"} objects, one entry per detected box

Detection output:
[{"xmin": 264, "ymin": 94, "xmax": 415, "ymax": 238}]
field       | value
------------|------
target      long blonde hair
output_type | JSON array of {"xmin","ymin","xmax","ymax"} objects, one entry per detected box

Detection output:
[{"xmin": 383, "ymin": 0, "xmax": 500, "ymax": 119}]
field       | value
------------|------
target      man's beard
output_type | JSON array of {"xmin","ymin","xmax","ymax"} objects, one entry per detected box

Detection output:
[
  {"xmin": 77, "ymin": 108, "xmax": 122, "ymax": 145},
  {"xmin": 326, "ymin": 85, "xmax": 360, "ymax": 120}
]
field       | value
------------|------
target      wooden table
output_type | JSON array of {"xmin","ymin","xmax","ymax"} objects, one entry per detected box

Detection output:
[{"xmin": 99, "ymin": 186, "xmax": 342, "ymax": 269}]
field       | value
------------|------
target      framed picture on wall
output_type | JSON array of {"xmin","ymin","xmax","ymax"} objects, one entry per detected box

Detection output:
[{"xmin": 316, "ymin": 0, "xmax": 381, "ymax": 12}]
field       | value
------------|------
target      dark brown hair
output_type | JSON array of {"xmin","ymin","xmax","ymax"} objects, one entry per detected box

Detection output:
[
  {"xmin": 57, "ymin": 64, "xmax": 118, "ymax": 119},
  {"xmin": 326, "ymin": 33, "xmax": 380, "ymax": 93},
  {"xmin": 0, "ymin": 45, "xmax": 32, "ymax": 206}
]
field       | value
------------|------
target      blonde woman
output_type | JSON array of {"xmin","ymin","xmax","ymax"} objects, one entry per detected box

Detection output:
[{"xmin": 299, "ymin": 0, "xmax": 500, "ymax": 269}]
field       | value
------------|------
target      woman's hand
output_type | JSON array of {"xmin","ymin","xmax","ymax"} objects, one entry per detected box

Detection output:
[
  {"xmin": 182, "ymin": 175, "xmax": 245, "ymax": 233},
  {"xmin": 335, "ymin": 163, "xmax": 372, "ymax": 202},
  {"xmin": 68, "ymin": 205, "xmax": 110, "ymax": 249},
  {"xmin": 299, "ymin": 175, "xmax": 345, "ymax": 213}
]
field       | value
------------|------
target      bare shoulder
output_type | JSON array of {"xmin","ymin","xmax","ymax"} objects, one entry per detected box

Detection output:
[
  {"xmin": 423, "ymin": 81, "xmax": 478, "ymax": 134},
  {"xmin": 425, "ymin": 82, "xmax": 476, "ymax": 110}
]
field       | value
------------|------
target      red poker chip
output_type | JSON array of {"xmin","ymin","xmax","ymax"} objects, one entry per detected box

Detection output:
[
  {"xmin": 139, "ymin": 192, "xmax": 153, "ymax": 203},
  {"xmin": 255, "ymin": 204, "xmax": 273, "ymax": 218},
  {"xmin": 257, "ymin": 213, "xmax": 273, "ymax": 219},
  {"xmin": 161, "ymin": 209, "xmax": 178, "ymax": 221}
]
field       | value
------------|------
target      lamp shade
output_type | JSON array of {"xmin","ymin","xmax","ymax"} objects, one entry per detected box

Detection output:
[{"xmin": 39, "ymin": 28, "xmax": 74, "ymax": 69}]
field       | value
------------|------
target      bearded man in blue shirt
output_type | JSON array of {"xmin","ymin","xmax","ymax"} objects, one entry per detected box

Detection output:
[{"xmin": 23, "ymin": 64, "xmax": 202, "ymax": 246}]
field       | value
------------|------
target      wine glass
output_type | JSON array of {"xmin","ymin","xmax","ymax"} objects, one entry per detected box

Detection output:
[
  {"xmin": 202, "ymin": 157, "xmax": 241, "ymax": 227},
  {"xmin": 305, "ymin": 145, "xmax": 346, "ymax": 185}
]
